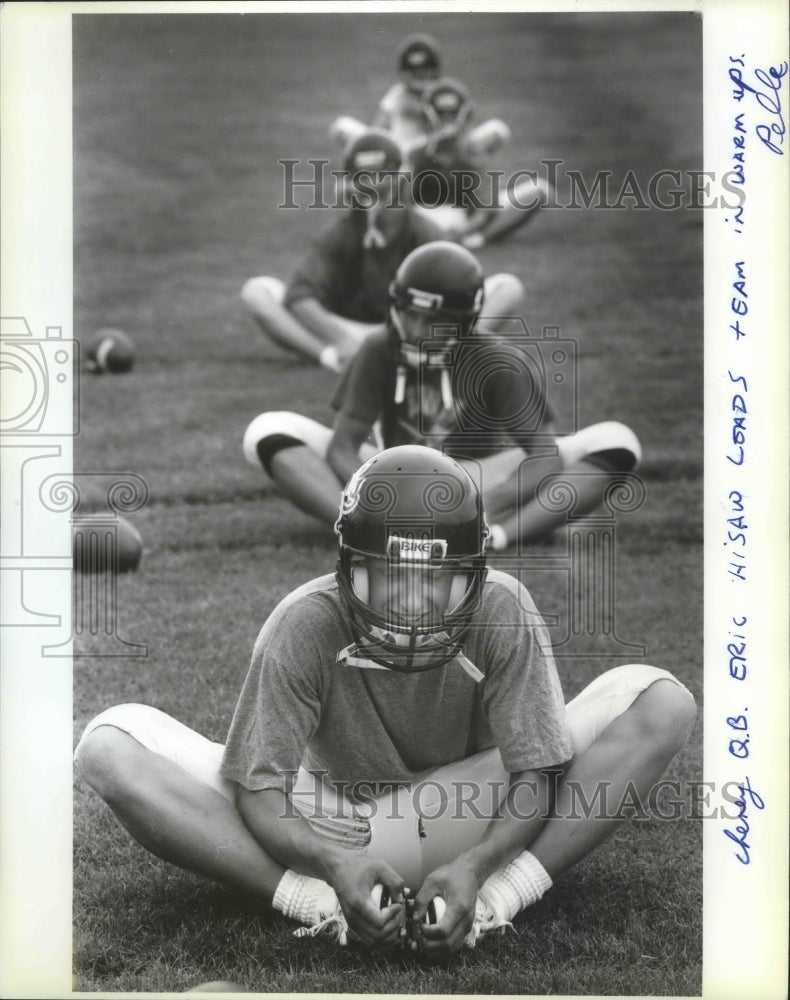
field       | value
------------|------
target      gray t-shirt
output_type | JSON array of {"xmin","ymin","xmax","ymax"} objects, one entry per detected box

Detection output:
[{"xmin": 220, "ymin": 569, "xmax": 573, "ymax": 799}]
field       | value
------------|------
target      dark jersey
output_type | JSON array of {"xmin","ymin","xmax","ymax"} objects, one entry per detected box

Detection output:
[
  {"xmin": 331, "ymin": 327, "xmax": 555, "ymax": 459},
  {"xmin": 284, "ymin": 209, "xmax": 443, "ymax": 323},
  {"xmin": 409, "ymin": 136, "xmax": 479, "ymax": 211}
]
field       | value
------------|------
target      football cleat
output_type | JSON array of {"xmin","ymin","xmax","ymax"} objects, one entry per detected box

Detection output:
[
  {"xmin": 292, "ymin": 898, "xmax": 351, "ymax": 946},
  {"xmin": 463, "ymin": 892, "xmax": 514, "ymax": 948}
]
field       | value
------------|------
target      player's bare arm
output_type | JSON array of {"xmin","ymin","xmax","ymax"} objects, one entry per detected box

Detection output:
[
  {"xmin": 326, "ymin": 411, "xmax": 374, "ymax": 486},
  {"xmin": 290, "ymin": 298, "xmax": 374, "ymax": 362}
]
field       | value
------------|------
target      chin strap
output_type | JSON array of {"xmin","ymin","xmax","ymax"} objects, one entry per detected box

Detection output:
[
  {"xmin": 337, "ymin": 637, "xmax": 484, "ymax": 683},
  {"xmin": 336, "ymin": 643, "xmax": 391, "ymax": 671}
]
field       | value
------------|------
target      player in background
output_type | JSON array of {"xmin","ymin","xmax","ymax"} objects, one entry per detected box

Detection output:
[
  {"xmin": 406, "ymin": 77, "xmax": 553, "ymax": 250},
  {"xmin": 329, "ymin": 38, "xmax": 553, "ymax": 251},
  {"xmin": 330, "ymin": 33, "xmax": 443, "ymax": 155},
  {"xmin": 74, "ymin": 445, "xmax": 696, "ymax": 957},
  {"xmin": 242, "ymin": 128, "xmax": 524, "ymax": 373},
  {"xmin": 243, "ymin": 241, "xmax": 641, "ymax": 551}
]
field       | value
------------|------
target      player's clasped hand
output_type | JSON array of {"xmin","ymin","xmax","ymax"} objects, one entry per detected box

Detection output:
[
  {"xmin": 411, "ymin": 861, "xmax": 478, "ymax": 959},
  {"xmin": 329, "ymin": 856, "xmax": 406, "ymax": 950}
]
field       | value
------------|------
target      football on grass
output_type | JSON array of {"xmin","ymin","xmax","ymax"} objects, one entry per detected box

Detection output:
[
  {"xmin": 85, "ymin": 327, "xmax": 135, "ymax": 373},
  {"xmin": 73, "ymin": 515, "xmax": 143, "ymax": 574}
]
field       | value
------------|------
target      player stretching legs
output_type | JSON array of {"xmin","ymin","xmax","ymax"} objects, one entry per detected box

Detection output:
[
  {"xmin": 242, "ymin": 129, "xmax": 524, "ymax": 373},
  {"xmin": 242, "ymin": 242, "xmax": 641, "ymax": 549},
  {"xmin": 76, "ymin": 447, "xmax": 695, "ymax": 957}
]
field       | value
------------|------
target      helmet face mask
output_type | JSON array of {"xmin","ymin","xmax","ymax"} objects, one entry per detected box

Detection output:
[
  {"xmin": 335, "ymin": 447, "xmax": 488, "ymax": 673},
  {"xmin": 422, "ymin": 78, "xmax": 474, "ymax": 135}
]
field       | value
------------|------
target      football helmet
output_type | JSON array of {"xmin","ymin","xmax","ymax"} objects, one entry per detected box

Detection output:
[
  {"xmin": 421, "ymin": 77, "xmax": 475, "ymax": 134},
  {"xmin": 397, "ymin": 33, "xmax": 442, "ymax": 89},
  {"xmin": 343, "ymin": 128, "xmax": 403, "ymax": 177},
  {"xmin": 335, "ymin": 446, "xmax": 488, "ymax": 673},
  {"xmin": 388, "ymin": 241, "xmax": 485, "ymax": 358},
  {"xmin": 342, "ymin": 128, "xmax": 405, "ymax": 208}
]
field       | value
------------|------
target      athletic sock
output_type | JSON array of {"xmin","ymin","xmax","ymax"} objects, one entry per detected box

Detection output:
[
  {"xmin": 272, "ymin": 869, "xmax": 339, "ymax": 925},
  {"xmin": 318, "ymin": 345, "xmax": 341, "ymax": 374},
  {"xmin": 465, "ymin": 851, "xmax": 552, "ymax": 947},
  {"xmin": 485, "ymin": 849, "xmax": 553, "ymax": 917}
]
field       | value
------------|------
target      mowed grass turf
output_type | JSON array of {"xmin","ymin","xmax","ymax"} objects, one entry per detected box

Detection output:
[{"xmin": 72, "ymin": 11, "xmax": 703, "ymax": 995}]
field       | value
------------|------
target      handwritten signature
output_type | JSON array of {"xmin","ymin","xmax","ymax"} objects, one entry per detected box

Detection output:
[
  {"xmin": 723, "ymin": 775, "xmax": 765, "ymax": 864},
  {"xmin": 729, "ymin": 58, "xmax": 788, "ymax": 155}
]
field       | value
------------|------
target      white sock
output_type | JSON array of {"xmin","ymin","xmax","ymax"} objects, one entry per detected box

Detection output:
[
  {"xmin": 479, "ymin": 850, "xmax": 553, "ymax": 922},
  {"xmin": 272, "ymin": 869, "xmax": 339, "ymax": 925},
  {"xmin": 318, "ymin": 344, "xmax": 341, "ymax": 373}
]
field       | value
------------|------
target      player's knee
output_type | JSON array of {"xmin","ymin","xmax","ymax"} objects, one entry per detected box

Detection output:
[
  {"xmin": 511, "ymin": 176, "xmax": 549, "ymax": 211},
  {"xmin": 640, "ymin": 678, "xmax": 697, "ymax": 752},
  {"xmin": 240, "ymin": 276, "xmax": 280, "ymax": 314},
  {"xmin": 569, "ymin": 421, "xmax": 642, "ymax": 472},
  {"xmin": 487, "ymin": 271, "xmax": 524, "ymax": 308},
  {"xmin": 465, "ymin": 119, "xmax": 511, "ymax": 157},
  {"xmin": 74, "ymin": 724, "xmax": 141, "ymax": 803},
  {"xmin": 242, "ymin": 411, "xmax": 305, "ymax": 475}
]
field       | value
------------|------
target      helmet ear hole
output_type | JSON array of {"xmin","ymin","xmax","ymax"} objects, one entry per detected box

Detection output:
[{"xmin": 351, "ymin": 564, "xmax": 369, "ymax": 604}]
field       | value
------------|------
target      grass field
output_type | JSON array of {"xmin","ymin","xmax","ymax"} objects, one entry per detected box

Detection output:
[{"xmin": 72, "ymin": 10, "xmax": 703, "ymax": 995}]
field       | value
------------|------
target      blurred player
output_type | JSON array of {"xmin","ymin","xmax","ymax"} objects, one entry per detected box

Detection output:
[
  {"xmin": 75, "ymin": 445, "xmax": 696, "ymax": 958},
  {"xmin": 242, "ymin": 128, "xmax": 523, "ymax": 373},
  {"xmin": 243, "ymin": 241, "xmax": 641, "ymax": 550},
  {"xmin": 330, "ymin": 33, "xmax": 442, "ymax": 154},
  {"xmin": 407, "ymin": 76, "xmax": 553, "ymax": 249}
]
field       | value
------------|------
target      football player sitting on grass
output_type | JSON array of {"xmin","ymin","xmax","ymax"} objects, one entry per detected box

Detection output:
[
  {"xmin": 331, "ymin": 33, "xmax": 443, "ymax": 157},
  {"xmin": 405, "ymin": 76, "xmax": 554, "ymax": 250},
  {"xmin": 330, "ymin": 40, "xmax": 552, "ymax": 251},
  {"xmin": 242, "ymin": 128, "xmax": 524, "ymax": 373},
  {"xmin": 75, "ymin": 445, "xmax": 696, "ymax": 957},
  {"xmin": 243, "ymin": 241, "xmax": 642, "ymax": 552}
]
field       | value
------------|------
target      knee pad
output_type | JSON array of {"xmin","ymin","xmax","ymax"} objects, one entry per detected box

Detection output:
[
  {"xmin": 240, "ymin": 275, "xmax": 286, "ymax": 309},
  {"xmin": 508, "ymin": 175, "xmax": 551, "ymax": 211},
  {"xmin": 412, "ymin": 204, "xmax": 468, "ymax": 236},
  {"xmin": 75, "ymin": 703, "xmax": 200, "ymax": 762},
  {"xmin": 464, "ymin": 118, "xmax": 511, "ymax": 157},
  {"xmin": 483, "ymin": 272, "xmax": 525, "ymax": 305},
  {"xmin": 328, "ymin": 115, "xmax": 367, "ymax": 147},
  {"xmin": 557, "ymin": 421, "xmax": 642, "ymax": 471},
  {"xmin": 242, "ymin": 411, "xmax": 302, "ymax": 470},
  {"xmin": 242, "ymin": 411, "xmax": 332, "ymax": 472},
  {"xmin": 565, "ymin": 664, "xmax": 693, "ymax": 755}
]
